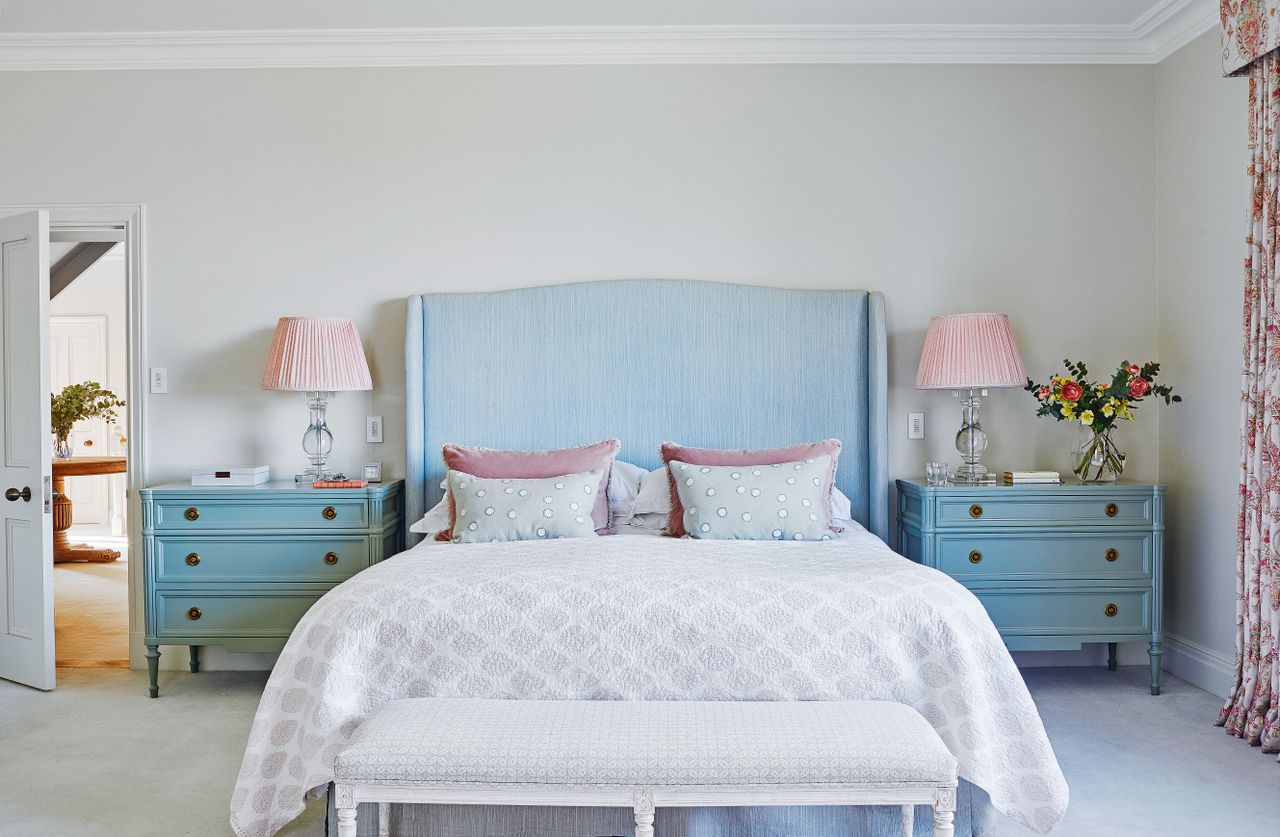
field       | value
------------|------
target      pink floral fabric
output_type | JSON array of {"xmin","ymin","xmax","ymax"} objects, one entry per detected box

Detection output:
[
  {"xmin": 1222, "ymin": 2, "xmax": 1280, "ymax": 76},
  {"xmin": 1219, "ymin": 49, "xmax": 1280, "ymax": 757}
]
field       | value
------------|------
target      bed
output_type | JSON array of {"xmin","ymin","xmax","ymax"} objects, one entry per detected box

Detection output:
[{"xmin": 230, "ymin": 280, "xmax": 1067, "ymax": 837}]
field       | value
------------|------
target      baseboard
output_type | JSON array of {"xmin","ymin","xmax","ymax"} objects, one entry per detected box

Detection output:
[{"xmin": 1163, "ymin": 632, "xmax": 1234, "ymax": 699}]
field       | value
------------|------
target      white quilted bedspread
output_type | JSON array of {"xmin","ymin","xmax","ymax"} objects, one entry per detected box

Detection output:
[{"xmin": 230, "ymin": 531, "xmax": 1068, "ymax": 836}]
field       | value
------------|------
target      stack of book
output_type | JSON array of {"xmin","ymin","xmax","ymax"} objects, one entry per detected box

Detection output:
[{"xmin": 1003, "ymin": 470, "xmax": 1061, "ymax": 485}]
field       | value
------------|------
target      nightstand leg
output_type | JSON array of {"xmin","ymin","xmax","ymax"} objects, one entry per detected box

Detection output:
[
  {"xmin": 146, "ymin": 645, "xmax": 160, "ymax": 698},
  {"xmin": 1107, "ymin": 642, "xmax": 1117, "ymax": 671},
  {"xmin": 189, "ymin": 645, "xmax": 200, "ymax": 673},
  {"xmin": 1149, "ymin": 641, "xmax": 1163, "ymax": 695}
]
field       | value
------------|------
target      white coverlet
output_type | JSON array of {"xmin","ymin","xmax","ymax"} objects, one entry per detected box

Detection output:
[{"xmin": 231, "ymin": 531, "xmax": 1068, "ymax": 837}]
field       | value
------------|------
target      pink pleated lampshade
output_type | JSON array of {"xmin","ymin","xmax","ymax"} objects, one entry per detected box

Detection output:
[
  {"xmin": 915, "ymin": 313, "xmax": 1026, "ymax": 390},
  {"xmin": 261, "ymin": 317, "xmax": 373, "ymax": 392}
]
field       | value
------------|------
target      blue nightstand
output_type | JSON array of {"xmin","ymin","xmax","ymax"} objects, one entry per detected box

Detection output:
[
  {"xmin": 896, "ymin": 478, "xmax": 1164, "ymax": 694},
  {"xmin": 139, "ymin": 480, "xmax": 404, "ymax": 697}
]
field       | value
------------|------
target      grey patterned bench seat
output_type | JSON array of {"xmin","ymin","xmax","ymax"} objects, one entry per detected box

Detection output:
[{"xmin": 333, "ymin": 697, "xmax": 958, "ymax": 837}]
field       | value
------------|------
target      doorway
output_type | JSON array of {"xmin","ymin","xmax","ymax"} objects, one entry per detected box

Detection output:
[
  {"xmin": 49, "ymin": 240, "xmax": 130, "ymax": 668},
  {"xmin": 0, "ymin": 204, "xmax": 146, "ymax": 691}
]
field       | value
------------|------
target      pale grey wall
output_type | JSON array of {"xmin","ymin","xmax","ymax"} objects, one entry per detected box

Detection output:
[
  {"xmin": 0, "ymin": 63, "xmax": 1160, "ymax": 668},
  {"xmin": 1155, "ymin": 30, "xmax": 1248, "ymax": 696}
]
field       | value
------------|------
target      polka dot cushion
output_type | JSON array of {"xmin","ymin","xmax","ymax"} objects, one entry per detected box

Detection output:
[
  {"xmin": 447, "ymin": 468, "xmax": 602, "ymax": 543},
  {"xmin": 669, "ymin": 456, "xmax": 833, "ymax": 541}
]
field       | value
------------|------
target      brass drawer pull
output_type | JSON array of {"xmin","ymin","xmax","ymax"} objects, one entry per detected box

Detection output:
[
  {"xmin": 187, "ymin": 607, "xmax": 202, "ymax": 621},
  {"xmin": 968, "ymin": 504, "xmax": 983, "ymax": 519},
  {"xmin": 1104, "ymin": 603, "xmax": 1118, "ymax": 618},
  {"xmin": 968, "ymin": 550, "xmax": 983, "ymax": 564},
  {"xmin": 322, "ymin": 506, "xmax": 338, "ymax": 521},
  {"xmin": 1105, "ymin": 503, "xmax": 1119, "ymax": 518},
  {"xmin": 1105, "ymin": 548, "xmax": 1119, "ymax": 562},
  {"xmin": 185, "ymin": 552, "xmax": 200, "ymax": 567},
  {"xmin": 184, "ymin": 507, "xmax": 200, "ymax": 521},
  {"xmin": 324, "ymin": 551, "xmax": 340, "ymax": 565}
]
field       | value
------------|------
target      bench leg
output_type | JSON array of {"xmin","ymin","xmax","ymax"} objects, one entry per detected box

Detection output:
[
  {"xmin": 933, "ymin": 785, "xmax": 956, "ymax": 837},
  {"xmin": 900, "ymin": 803, "xmax": 914, "ymax": 837},
  {"xmin": 634, "ymin": 789, "xmax": 655, "ymax": 837},
  {"xmin": 335, "ymin": 785, "xmax": 358, "ymax": 837},
  {"xmin": 378, "ymin": 802, "xmax": 389, "ymax": 837}
]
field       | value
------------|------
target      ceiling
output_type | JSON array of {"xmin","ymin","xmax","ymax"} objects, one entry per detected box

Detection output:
[
  {"xmin": 0, "ymin": 1, "xmax": 1218, "ymax": 69},
  {"xmin": 0, "ymin": 1, "xmax": 1168, "ymax": 32}
]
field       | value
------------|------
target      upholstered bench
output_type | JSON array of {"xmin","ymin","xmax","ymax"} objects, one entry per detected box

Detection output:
[{"xmin": 333, "ymin": 698, "xmax": 958, "ymax": 837}]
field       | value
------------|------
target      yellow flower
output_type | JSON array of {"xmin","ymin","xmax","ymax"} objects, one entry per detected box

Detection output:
[
  {"xmin": 1101, "ymin": 403, "xmax": 1115, "ymax": 417},
  {"xmin": 1096, "ymin": 384, "xmax": 1108, "ymax": 392},
  {"xmin": 1079, "ymin": 410, "xmax": 1095, "ymax": 426},
  {"xmin": 1062, "ymin": 405, "xmax": 1076, "ymax": 421}
]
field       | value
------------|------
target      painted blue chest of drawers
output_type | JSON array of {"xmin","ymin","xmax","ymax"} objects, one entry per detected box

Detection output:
[
  {"xmin": 896, "ymin": 478, "xmax": 1165, "ymax": 694},
  {"xmin": 140, "ymin": 480, "xmax": 404, "ymax": 697}
]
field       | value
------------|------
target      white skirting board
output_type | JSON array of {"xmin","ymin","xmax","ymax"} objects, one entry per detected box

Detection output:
[{"xmin": 1162, "ymin": 632, "xmax": 1234, "ymax": 699}]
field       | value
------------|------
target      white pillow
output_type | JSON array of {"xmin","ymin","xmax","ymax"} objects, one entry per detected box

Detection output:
[
  {"xmin": 409, "ymin": 496, "xmax": 452, "ymax": 535},
  {"xmin": 632, "ymin": 467, "xmax": 672, "ymax": 516},
  {"xmin": 607, "ymin": 460, "xmax": 647, "ymax": 526},
  {"xmin": 669, "ymin": 457, "xmax": 834, "ymax": 541},
  {"xmin": 448, "ymin": 468, "xmax": 602, "ymax": 543}
]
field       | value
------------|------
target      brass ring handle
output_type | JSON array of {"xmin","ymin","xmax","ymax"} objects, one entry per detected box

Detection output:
[
  {"xmin": 187, "ymin": 607, "xmax": 202, "ymax": 620},
  {"xmin": 968, "ymin": 504, "xmax": 983, "ymax": 519},
  {"xmin": 968, "ymin": 550, "xmax": 983, "ymax": 564},
  {"xmin": 1105, "ymin": 548, "xmax": 1119, "ymax": 562},
  {"xmin": 1104, "ymin": 603, "xmax": 1118, "ymax": 618},
  {"xmin": 184, "ymin": 507, "xmax": 200, "ymax": 521},
  {"xmin": 185, "ymin": 553, "xmax": 200, "ymax": 566},
  {"xmin": 322, "ymin": 506, "xmax": 338, "ymax": 520},
  {"xmin": 324, "ymin": 551, "xmax": 339, "ymax": 565},
  {"xmin": 1105, "ymin": 503, "xmax": 1119, "ymax": 518}
]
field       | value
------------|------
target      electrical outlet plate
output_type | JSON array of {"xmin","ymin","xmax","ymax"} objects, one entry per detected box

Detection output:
[
  {"xmin": 149, "ymin": 367, "xmax": 167, "ymax": 394},
  {"xmin": 908, "ymin": 412, "xmax": 925, "ymax": 440},
  {"xmin": 366, "ymin": 416, "xmax": 384, "ymax": 443}
]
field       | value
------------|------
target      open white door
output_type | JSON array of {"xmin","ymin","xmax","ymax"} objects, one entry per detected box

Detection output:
[{"xmin": 0, "ymin": 211, "xmax": 54, "ymax": 690}]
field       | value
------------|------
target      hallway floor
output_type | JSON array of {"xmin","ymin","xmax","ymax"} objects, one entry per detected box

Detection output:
[{"xmin": 53, "ymin": 526, "xmax": 129, "ymax": 668}]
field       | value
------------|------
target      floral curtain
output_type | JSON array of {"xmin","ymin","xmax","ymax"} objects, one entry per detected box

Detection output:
[
  {"xmin": 1223, "ymin": 2, "xmax": 1280, "ymax": 75},
  {"xmin": 1218, "ymin": 46, "xmax": 1280, "ymax": 756}
]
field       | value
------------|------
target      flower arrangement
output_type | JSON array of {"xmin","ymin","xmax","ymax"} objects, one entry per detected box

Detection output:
[
  {"xmin": 50, "ymin": 382, "xmax": 125, "ymax": 458},
  {"xmin": 1024, "ymin": 360, "xmax": 1180, "ymax": 481}
]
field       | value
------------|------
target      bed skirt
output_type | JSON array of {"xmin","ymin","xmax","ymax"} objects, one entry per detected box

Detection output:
[{"xmin": 326, "ymin": 779, "xmax": 992, "ymax": 836}]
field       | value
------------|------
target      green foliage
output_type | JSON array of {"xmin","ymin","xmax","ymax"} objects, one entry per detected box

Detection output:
[{"xmin": 50, "ymin": 382, "xmax": 125, "ymax": 439}]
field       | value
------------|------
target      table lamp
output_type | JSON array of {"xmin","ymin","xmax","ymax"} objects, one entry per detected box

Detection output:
[
  {"xmin": 262, "ymin": 317, "xmax": 372, "ymax": 483},
  {"xmin": 915, "ymin": 313, "xmax": 1026, "ymax": 485}
]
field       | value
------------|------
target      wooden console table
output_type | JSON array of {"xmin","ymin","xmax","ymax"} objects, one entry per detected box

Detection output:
[{"xmin": 53, "ymin": 456, "xmax": 126, "ymax": 563}]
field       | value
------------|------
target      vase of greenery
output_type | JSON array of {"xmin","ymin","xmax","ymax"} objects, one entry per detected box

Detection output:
[
  {"xmin": 51, "ymin": 382, "xmax": 125, "ymax": 460},
  {"xmin": 1025, "ymin": 360, "xmax": 1180, "ymax": 483}
]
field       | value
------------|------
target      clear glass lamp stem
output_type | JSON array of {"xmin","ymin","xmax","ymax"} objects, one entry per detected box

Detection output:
[
  {"xmin": 297, "ymin": 391, "xmax": 337, "ymax": 483},
  {"xmin": 952, "ymin": 388, "xmax": 990, "ymax": 484}
]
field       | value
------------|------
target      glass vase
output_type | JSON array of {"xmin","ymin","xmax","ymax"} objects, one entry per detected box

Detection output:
[
  {"xmin": 1071, "ymin": 426, "xmax": 1125, "ymax": 483},
  {"xmin": 53, "ymin": 433, "xmax": 72, "ymax": 460}
]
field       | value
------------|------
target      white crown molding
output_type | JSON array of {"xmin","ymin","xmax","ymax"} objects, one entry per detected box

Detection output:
[{"xmin": 0, "ymin": 1, "xmax": 1218, "ymax": 71}]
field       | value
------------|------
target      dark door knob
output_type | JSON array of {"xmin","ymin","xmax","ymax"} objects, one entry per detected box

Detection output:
[{"xmin": 5, "ymin": 487, "xmax": 31, "ymax": 502}]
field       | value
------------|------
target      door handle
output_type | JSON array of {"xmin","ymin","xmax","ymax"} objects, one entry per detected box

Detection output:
[{"xmin": 5, "ymin": 487, "xmax": 32, "ymax": 502}]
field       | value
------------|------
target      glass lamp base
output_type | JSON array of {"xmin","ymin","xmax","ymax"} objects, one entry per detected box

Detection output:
[{"xmin": 295, "ymin": 467, "xmax": 342, "ymax": 484}]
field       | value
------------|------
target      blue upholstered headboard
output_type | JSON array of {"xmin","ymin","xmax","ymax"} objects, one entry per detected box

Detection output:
[{"xmin": 405, "ymin": 280, "xmax": 888, "ymax": 543}]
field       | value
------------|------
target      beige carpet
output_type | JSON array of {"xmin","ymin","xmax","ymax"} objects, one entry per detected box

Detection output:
[{"xmin": 54, "ymin": 530, "xmax": 129, "ymax": 668}]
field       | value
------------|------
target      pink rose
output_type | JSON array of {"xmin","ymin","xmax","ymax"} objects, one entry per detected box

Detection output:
[
  {"xmin": 1128, "ymin": 378, "xmax": 1150, "ymax": 398},
  {"xmin": 1037, "ymin": 386, "xmax": 1051, "ymax": 400},
  {"xmin": 1126, "ymin": 364, "xmax": 1140, "ymax": 376},
  {"xmin": 1060, "ymin": 380, "xmax": 1083, "ymax": 402}
]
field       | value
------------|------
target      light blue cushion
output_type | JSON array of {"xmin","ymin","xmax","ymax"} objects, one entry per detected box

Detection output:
[
  {"xmin": 447, "ymin": 469, "xmax": 602, "ymax": 543},
  {"xmin": 669, "ymin": 457, "xmax": 834, "ymax": 541}
]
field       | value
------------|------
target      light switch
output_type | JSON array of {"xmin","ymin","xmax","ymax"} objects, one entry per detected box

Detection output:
[
  {"xmin": 366, "ymin": 416, "xmax": 384, "ymax": 443},
  {"xmin": 908, "ymin": 412, "xmax": 925, "ymax": 440},
  {"xmin": 150, "ymin": 367, "xmax": 168, "ymax": 394}
]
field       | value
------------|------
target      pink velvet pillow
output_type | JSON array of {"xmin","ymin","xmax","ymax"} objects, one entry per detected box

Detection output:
[
  {"xmin": 660, "ymin": 439, "xmax": 842, "ymax": 537},
  {"xmin": 439, "ymin": 439, "xmax": 620, "ymax": 539}
]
